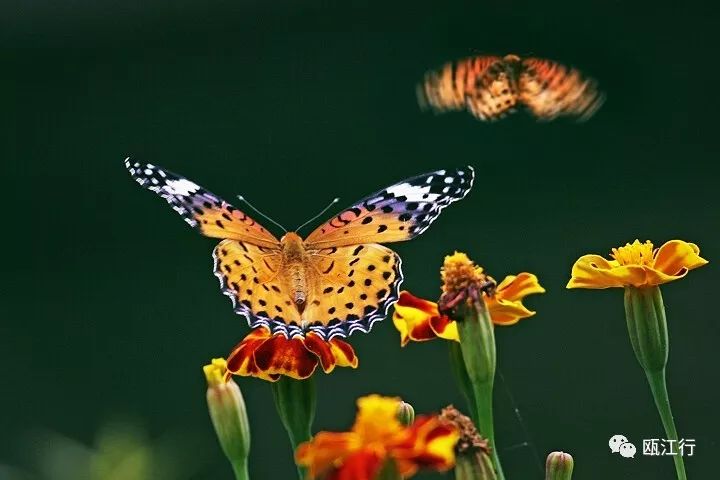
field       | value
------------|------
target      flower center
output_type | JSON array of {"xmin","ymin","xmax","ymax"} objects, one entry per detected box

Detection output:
[
  {"xmin": 441, "ymin": 252, "xmax": 491, "ymax": 294},
  {"xmin": 610, "ymin": 240, "xmax": 655, "ymax": 266}
]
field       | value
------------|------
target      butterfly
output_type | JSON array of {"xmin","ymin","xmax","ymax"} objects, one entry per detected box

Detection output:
[
  {"xmin": 126, "ymin": 159, "xmax": 474, "ymax": 340},
  {"xmin": 417, "ymin": 54, "xmax": 605, "ymax": 122}
]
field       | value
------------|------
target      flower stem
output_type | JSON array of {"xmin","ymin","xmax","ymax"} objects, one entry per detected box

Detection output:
[
  {"xmin": 231, "ymin": 461, "xmax": 250, "ymax": 480},
  {"xmin": 624, "ymin": 287, "xmax": 687, "ymax": 480},
  {"xmin": 270, "ymin": 376, "xmax": 316, "ymax": 479},
  {"xmin": 473, "ymin": 381, "xmax": 505, "ymax": 480},
  {"xmin": 448, "ymin": 342, "xmax": 477, "ymax": 420},
  {"xmin": 456, "ymin": 298, "xmax": 506, "ymax": 480},
  {"xmin": 646, "ymin": 369, "xmax": 687, "ymax": 480}
]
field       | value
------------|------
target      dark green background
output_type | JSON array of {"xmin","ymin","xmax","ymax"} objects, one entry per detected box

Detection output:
[{"xmin": 2, "ymin": 0, "xmax": 718, "ymax": 478}]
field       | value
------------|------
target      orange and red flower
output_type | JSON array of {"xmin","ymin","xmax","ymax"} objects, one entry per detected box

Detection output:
[
  {"xmin": 226, "ymin": 327, "xmax": 358, "ymax": 381},
  {"xmin": 295, "ymin": 395, "xmax": 459, "ymax": 480},
  {"xmin": 393, "ymin": 253, "xmax": 545, "ymax": 345}
]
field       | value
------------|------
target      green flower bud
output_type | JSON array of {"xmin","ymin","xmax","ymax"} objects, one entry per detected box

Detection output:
[
  {"xmin": 624, "ymin": 286, "xmax": 668, "ymax": 372},
  {"xmin": 545, "ymin": 451, "xmax": 573, "ymax": 480},
  {"xmin": 204, "ymin": 358, "xmax": 250, "ymax": 480},
  {"xmin": 396, "ymin": 401, "xmax": 415, "ymax": 426}
]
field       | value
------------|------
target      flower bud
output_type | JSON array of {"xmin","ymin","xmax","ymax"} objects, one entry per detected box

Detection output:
[
  {"xmin": 204, "ymin": 358, "xmax": 250, "ymax": 479},
  {"xmin": 624, "ymin": 286, "xmax": 668, "ymax": 373},
  {"xmin": 545, "ymin": 451, "xmax": 574, "ymax": 480},
  {"xmin": 396, "ymin": 401, "xmax": 415, "ymax": 426}
]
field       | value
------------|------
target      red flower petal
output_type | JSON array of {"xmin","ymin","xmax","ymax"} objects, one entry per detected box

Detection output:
[
  {"xmin": 327, "ymin": 450, "xmax": 384, "ymax": 480},
  {"xmin": 254, "ymin": 334, "xmax": 319, "ymax": 380},
  {"xmin": 226, "ymin": 327, "xmax": 272, "ymax": 377},
  {"xmin": 330, "ymin": 338, "xmax": 359, "ymax": 368},
  {"xmin": 304, "ymin": 333, "xmax": 337, "ymax": 373}
]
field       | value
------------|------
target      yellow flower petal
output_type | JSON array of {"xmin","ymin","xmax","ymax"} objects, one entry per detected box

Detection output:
[
  {"xmin": 653, "ymin": 240, "xmax": 708, "ymax": 276},
  {"xmin": 566, "ymin": 254, "xmax": 644, "ymax": 289},
  {"xmin": 295, "ymin": 431, "xmax": 359, "ymax": 478},
  {"xmin": 202, "ymin": 358, "xmax": 228, "ymax": 387},
  {"xmin": 568, "ymin": 240, "xmax": 708, "ymax": 289},
  {"xmin": 495, "ymin": 273, "xmax": 546, "ymax": 301},
  {"xmin": 486, "ymin": 296, "xmax": 536, "ymax": 325},
  {"xmin": 393, "ymin": 292, "xmax": 446, "ymax": 345},
  {"xmin": 354, "ymin": 395, "xmax": 403, "ymax": 441},
  {"xmin": 430, "ymin": 316, "xmax": 460, "ymax": 341},
  {"xmin": 485, "ymin": 273, "xmax": 545, "ymax": 325}
]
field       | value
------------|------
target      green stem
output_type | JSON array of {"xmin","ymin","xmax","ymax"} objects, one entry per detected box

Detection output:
[
  {"xmin": 624, "ymin": 287, "xmax": 687, "ymax": 480},
  {"xmin": 646, "ymin": 369, "xmax": 687, "ymax": 480},
  {"xmin": 448, "ymin": 342, "xmax": 478, "ymax": 422},
  {"xmin": 473, "ymin": 381, "xmax": 505, "ymax": 480},
  {"xmin": 456, "ymin": 299, "xmax": 505, "ymax": 480},
  {"xmin": 271, "ymin": 376, "xmax": 316, "ymax": 479},
  {"xmin": 230, "ymin": 461, "xmax": 250, "ymax": 480}
]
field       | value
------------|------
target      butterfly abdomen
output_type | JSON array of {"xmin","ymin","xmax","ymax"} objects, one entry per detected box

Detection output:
[{"xmin": 281, "ymin": 232, "xmax": 310, "ymax": 307}]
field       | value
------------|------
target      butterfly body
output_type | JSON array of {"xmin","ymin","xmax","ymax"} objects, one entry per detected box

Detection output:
[
  {"xmin": 279, "ymin": 232, "xmax": 314, "ymax": 309},
  {"xmin": 418, "ymin": 53, "xmax": 604, "ymax": 122},
  {"xmin": 127, "ymin": 159, "xmax": 474, "ymax": 339}
]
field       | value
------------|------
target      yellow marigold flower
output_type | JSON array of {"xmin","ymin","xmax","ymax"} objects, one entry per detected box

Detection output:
[
  {"xmin": 295, "ymin": 394, "xmax": 459, "ymax": 480},
  {"xmin": 567, "ymin": 239, "xmax": 707, "ymax": 289},
  {"xmin": 393, "ymin": 253, "xmax": 545, "ymax": 345}
]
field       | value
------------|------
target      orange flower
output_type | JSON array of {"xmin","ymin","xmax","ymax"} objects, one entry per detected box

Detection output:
[
  {"xmin": 295, "ymin": 395, "xmax": 459, "ymax": 480},
  {"xmin": 226, "ymin": 327, "xmax": 358, "ymax": 381},
  {"xmin": 567, "ymin": 239, "xmax": 708, "ymax": 289},
  {"xmin": 392, "ymin": 253, "xmax": 544, "ymax": 345}
]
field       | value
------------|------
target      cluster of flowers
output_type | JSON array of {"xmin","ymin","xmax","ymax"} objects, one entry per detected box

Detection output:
[{"xmin": 204, "ymin": 239, "xmax": 706, "ymax": 480}]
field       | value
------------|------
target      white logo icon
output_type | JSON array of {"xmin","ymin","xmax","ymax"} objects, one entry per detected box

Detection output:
[
  {"xmin": 619, "ymin": 442, "xmax": 637, "ymax": 458},
  {"xmin": 609, "ymin": 434, "xmax": 635, "ymax": 459},
  {"xmin": 609, "ymin": 434, "xmax": 629, "ymax": 453}
]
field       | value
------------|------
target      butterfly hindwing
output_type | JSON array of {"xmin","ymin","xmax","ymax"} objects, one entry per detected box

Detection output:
[
  {"xmin": 303, "ymin": 167, "xmax": 474, "ymax": 249},
  {"xmin": 126, "ymin": 159, "xmax": 280, "ymax": 247},
  {"xmin": 214, "ymin": 240, "xmax": 402, "ymax": 340},
  {"xmin": 213, "ymin": 239, "xmax": 303, "ymax": 331},
  {"xmin": 304, "ymin": 243, "xmax": 402, "ymax": 339}
]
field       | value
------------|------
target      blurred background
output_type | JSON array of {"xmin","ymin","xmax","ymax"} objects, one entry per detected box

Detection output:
[{"xmin": 1, "ymin": 0, "xmax": 718, "ymax": 478}]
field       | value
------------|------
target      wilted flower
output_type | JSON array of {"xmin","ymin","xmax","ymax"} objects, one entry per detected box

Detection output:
[{"xmin": 393, "ymin": 253, "xmax": 544, "ymax": 345}]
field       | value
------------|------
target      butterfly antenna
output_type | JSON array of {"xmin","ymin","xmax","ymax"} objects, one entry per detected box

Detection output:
[
  {"xmin": 295, "ymin": 198, "xmax": 340, "ymax": 234},
  {"xmin": 236, "ymin": 195, "xmax": 287, "ymax": 233}
]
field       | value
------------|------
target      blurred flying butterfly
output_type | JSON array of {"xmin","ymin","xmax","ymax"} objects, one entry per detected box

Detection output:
[
  {"xmin": 418, "ymin": 54, "xmax": 605, "ymax": 122},
  {"xmin": 126, "ymin": 159, "xmax": 474, "ymax": 340}
]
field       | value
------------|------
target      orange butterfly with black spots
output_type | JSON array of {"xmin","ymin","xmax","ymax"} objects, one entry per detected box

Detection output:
[
  {"xmin": 418, "ymin": 54, "xmax": 605, "ymax": 122},
  {"xmin": 126, "ymin": 159, "xmax": 474, "ymax": 340}
]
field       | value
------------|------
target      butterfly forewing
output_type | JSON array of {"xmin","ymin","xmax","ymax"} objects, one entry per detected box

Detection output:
[
  {"xmin": 303, "ymin": 166, "xmax": 474, "ymax": 249},
  {"xmin": 519, "ymin": 58, "xmax": 605, "ymax": 121},
  {"xmin": 126, "ymin": 159, "xmax": 280, "ymax": 247},
  {"xmin": 418, "ymin": 56, "xmax": 504, "ymax": 113}
]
